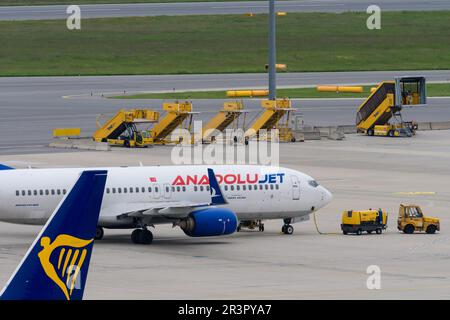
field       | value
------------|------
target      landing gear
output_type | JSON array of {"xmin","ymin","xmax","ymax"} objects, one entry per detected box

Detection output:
[
  {"xmin": 95, "ymin": 226, "xmax": 104, "ymax": 240},
  {"xmin": 282, "ymin": 218, "xmax": 294, "ymax": 235},
  {"xmin": 237, "ymin": 220, "xmax": 264, "ymax": 232},
  {"xmin": 131, "ymin": 228, "xmax": 153, "ymax": 244}
]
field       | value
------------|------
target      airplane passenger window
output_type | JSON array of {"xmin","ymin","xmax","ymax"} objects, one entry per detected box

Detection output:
[
  {"xmin": 148, "ymin": 187, "xmax": 152, "ymax": 193},
  {"xmin": 57, "ymin": 190, "xmax": 61, "ymax": 195},
  {"xmin": 172, "ymin": 186, "xmax": 175, "ymax": 192},
  {"xmin": 230, "ymin": 185, "xmax": 234, "ymax": 191},
  {"xmin": 236, "ymin": 185, "xmax": 240, "ymax": 191},
  {"xmin": 276, "ymin": 184, "xmax": 279, "ymax": 190},
  {"xmin": 16, "ymin": 190, "xmax": 19, "ymax": 196},
  {"xmin": 182, "ymin": 186, "xmax": 186, "ymax": 192},
  {"xmin": 135, "ymin": 187, "xmax": 139, "ymax": 193},
  {"xmin": 123, "ymin": 188, "xmax": 128, "ymax": 193},
  {"xmin": 45, "ymin": 190, "xmax": 49, "ymax": 195},
  {"xmin": 28, "ymin": 190, "xmax": 32, "ymax": 196},
  {"xmin": 200, "ymin": 186, "xmax": 204, "ymax": 192},
  {"xmin": 259, "ymin": 185, "xmax": 263, "ymax": 190},
  {"xmin": 112, "ymin": 188, "xmax": 116, "ymax": 194},
  {"xmin": 129, "ymin": 187, "xmax": 133, "ymax": 193},
  {"xmin": 155, "ymin": 187, "xmax": 159, "ymax": 192},
  {"xmin": 270, "ymin": 184, "xmax": 274, "ymax": 190},
  {"xmin": 224, "ymin": 185, "xmax": 228, "ymax": 191},
  {"xmin": 39, "ymin": 190, "xmax": 43, "ymax": 196},
  {"xmin": 243, "ymin": 185, "xmax": 246, "ymax": 191},
  {"xmin": 206, "ymin": 186, "xmax": 210, "ymax": 191},
  {"xmin": 166, "ymin": 186, "xmax": 169, "ymax": 192},
  {"xmin": 118, "ymin": 188, "xmax": 122, "ymax": 193},
  {"xmin": 177, "ymin": 186, "xmax": 181, "ymax": 192},
  {"xmin": 106, "ymin": 188, "xmax": 110, "ymax": 194},
  {"xmin": 22, "ymin": 190, "xmax": 26, "ymax": 196},
  {"xmin": 51, "ymin": 190, "xmax": 55, "ymax": 195},
  {"xmin": 33, "ymin": 190, "xmax": 37, "ymax": 196},
  {"xmin": 194, "ymin": 186, "xmax": 198, "ymax": 192},
  {"xmin": 265, "ymin": 185, "xmax": 268, "ymax": 190},
  {"xmin": 141, "ymin": 187, "xmax": 145, "ymax": 193},
  {"xmin": 63, "ymin": 189, "xmax": 66, "ymax": 195}
]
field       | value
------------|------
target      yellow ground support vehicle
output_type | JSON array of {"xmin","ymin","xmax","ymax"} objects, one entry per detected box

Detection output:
[
  {"xmin": 356, "ymin": 77, "xmax": 425, "ymax": 138},
  {"xmin": 341, "ymin": 209, "xmax": 387, "ymax": 235},
  {"xmin": 397, "ymin": 204, "xmax": 440, "ymax": 234}
]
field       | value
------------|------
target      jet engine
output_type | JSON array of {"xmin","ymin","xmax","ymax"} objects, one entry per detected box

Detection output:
[{"xmin": 177, "ymin": 208, "xmax": 238, "ymax": 237}]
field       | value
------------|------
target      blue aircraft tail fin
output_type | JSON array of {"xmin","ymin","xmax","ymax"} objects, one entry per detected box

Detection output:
[
  {"xmin": 207, "ymin": 168, "xmax": 228, "ymax": 205},
  {"xmin": 0, "ymin": 170, "xmax": 107, "ymax": 300},
  {"xmin": 0, "ymin": 164, "xmax": 14, "ymax": 170}
]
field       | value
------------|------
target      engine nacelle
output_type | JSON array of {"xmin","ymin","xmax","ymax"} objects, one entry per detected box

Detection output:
[{"xmin": 179, "ymin": 208, "xmax": 238, "ymax": 237}]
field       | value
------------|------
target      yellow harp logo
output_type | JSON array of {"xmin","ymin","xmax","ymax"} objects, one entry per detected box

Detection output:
[{"xmin": 38, "ymin": 234, "xmax": 93, "ymax": 300}]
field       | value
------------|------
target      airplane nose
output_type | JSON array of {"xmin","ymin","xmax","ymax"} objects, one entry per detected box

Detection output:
[{"xmin": 320, "ymin": 187, "xmax": 333, "ymax": 207}]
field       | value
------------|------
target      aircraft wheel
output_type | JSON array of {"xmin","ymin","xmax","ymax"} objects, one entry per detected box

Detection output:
[
  {"xmin": 259, "ymin": 224, "xmax": 264, "ymax": 232},
  {"xmin": 95, "ymin": 226, "xmax": 104, "ymax": 240},
  {"xmin": 139, "ymin": 230, "xmax": 153, "ymax": 245},
  {"xmin": 283, "ymin": 225, "xmax": 294, "ymax": 235},
  {"xmin": 131, "ymin": 229, "xmax": 142, "ymax": 244}
]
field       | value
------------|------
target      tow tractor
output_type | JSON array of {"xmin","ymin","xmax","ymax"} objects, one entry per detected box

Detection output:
[{"xmin": 397, "ymin": 204, "xmax": 440, "ymax": 234}]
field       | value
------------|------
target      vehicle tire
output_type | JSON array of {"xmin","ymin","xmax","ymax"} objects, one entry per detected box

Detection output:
[
  {"xmin": 356, "ymin": 229, "xmax": 362, "ymax": 236},
  {"xmin": 426, "ymin": 225, "xmax": 437, "ymax": 234},
  {"xmin": 124, "ymin": 140, "xmax": 130, "ymax": 148},
  {"xmin": 367, "ymin": 129, "xmax": 374, "ymax": 136},
  {"xmin": 285, "ymin": 225, "xmax": 294, "ymax": 235},
  {"xmin": 367, "ymin": 230, "xmax": 372, "ymax": 234},
  {"xmin": 403, "ymin": 224, "xmax": 415, "ymax": 234},
  {"xmin": 259, "ymin": 225, "xmax": 264, "ymax": 232},
  {"xmin": 376, "ymin": 228, "xmax": 382, "ymax": 234},
  {"xmin": 131, "ymin": 229, "xmax": 142, "ymax": 244},
  {"xmin": 291, "ymin": 137, "xmax": 296, "ymax": 143},
  {"xmin": 139, "ymin": 230, "xmax": 153, "ymax": 245},
  {"xmin": 237, "ymin": 225, "xmax": 241, "ymax": 232},
  {"xmin": 95, "ymin": 226, "xmax": 104, "ymax": 240},
  {"xmin": 343, "ymin": 231, "xmax": 348, "ymax": 235},
  {"xmin": 388, "ymin": 130, "xmax": 395, "ymax": 137},
  {"xmin": 281, "ymin": 225, "xmax": 286, "ymax": 234}
]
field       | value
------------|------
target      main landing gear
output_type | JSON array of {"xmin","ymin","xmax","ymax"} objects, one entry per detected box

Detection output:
[
  {"xmin": 282, "ymin": 218, "xmax": 294, "ymax": 235},
  {"xmin": 236, "ymin": 220, "xmax": 265, "ymax": 232},
  {"xmin": 131, "ymin": 227, "xmax": 153, "ymax": 244},
  {"xmin": 95, "ymin": 226, "xmax": 104, "ymax": 240}
]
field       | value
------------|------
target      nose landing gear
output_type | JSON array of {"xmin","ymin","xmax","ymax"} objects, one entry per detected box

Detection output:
[
  {"xmin": 95, "ymin": 226, "xmax": 104, "ymax": 240},
  {"xmin": 131, "ymin": 227, "xmax": 153, "ymax": 244},
  {"xmin": 282, "ymin": 218, "xmax": 294, "ymax": 235}
]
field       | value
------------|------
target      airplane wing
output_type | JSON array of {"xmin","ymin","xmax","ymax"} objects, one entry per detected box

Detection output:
[{"xmin": 114, "ymin": 168, "xmax": 227, "ymax": 220}]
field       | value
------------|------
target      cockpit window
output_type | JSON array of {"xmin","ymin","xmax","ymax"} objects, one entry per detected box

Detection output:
[{"xmin": 308, "ymin": 180, "xmax": 319, "ymax": 188}]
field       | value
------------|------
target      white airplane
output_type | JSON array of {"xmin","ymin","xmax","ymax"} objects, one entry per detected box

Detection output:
[{"xmin": 0, "ymin": 164, "xmax": 332, "ymax": 244}]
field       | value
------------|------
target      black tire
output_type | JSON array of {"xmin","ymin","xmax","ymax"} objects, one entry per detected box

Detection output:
[
  {"xmin": 376, "ymin": 228, "xmax": 382, "ymax": 235},
  {"xmin": 285, "ymin": 225, "xmax": 294, "ymax": 235},
  {"xmin": 131, "ymin": 229, "xmax": 142, "ymax": 244},
  {"xmin": 426, "ymin": 225, "xmax": 437, "ymax": 234},
  {"xmin": 291, "ymin": 137, "xmax": 296, "ymax": 143},
  {"xmin": 343, "ymin": 231, "xmax": 348, "ymax": 235},
  {"xmin": 281, "ymin": 225, "xmax": 286, "ymax": 233},
  {"xmin": 388, "ymin": 130, "xmax": 395, "ymax": 137},
  {"xmin": 356, "ymin": 229, "xmax": 362, "ymax": 236},
  {"xmin": 124, "ymin": 140, "xmax": 130, "ymax": 148},
  {"xmin": 95, "ymin": 226, "xmax": 104, "ymax": 240},
  {"xmin": 139, "ymin": 230, "xmax": 153, "ymax": 245},
  {"xmin": 259, "ymin": 225, "xmax": 264, "ymax": 232},
  {"xmin": 403, "ymin": 224, "xmax": 415, "ymax": 234},
  {"xmin": 367, "ymin": 129, "xmax": 374, "ymax": 136},
  {"xmin": 367, "ymin": 230, "xmax": 372, "ymax": 234}
]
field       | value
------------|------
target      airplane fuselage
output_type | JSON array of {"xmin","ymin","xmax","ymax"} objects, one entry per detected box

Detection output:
[{"xmin": 0, "ymin": 165, "xmax": 332, "ymax": 228}]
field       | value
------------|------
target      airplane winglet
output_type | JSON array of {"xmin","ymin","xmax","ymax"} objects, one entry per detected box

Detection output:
[
  {"xmin": 0, "ymin": 170, "xmax": 107, "ymax": 301},
  {"xmin": 207, "ymin": 168, "xmax": 228, "ymax": 205},
  {"xmin": 0, "ymin": 164, "xmax": 14, "ymax": 170}
]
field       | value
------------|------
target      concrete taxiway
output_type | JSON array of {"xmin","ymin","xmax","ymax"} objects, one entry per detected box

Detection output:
[
  {"xmin": 1, "ymin": 71, "xmax": 450, "ymax": 154},
  {"xmin": 0, "ymin": 129, "xmax": 449, "ymax": 299},
  {"xmin": 1, "ymin": 0, "xmax": 450, "ymax": 21}
]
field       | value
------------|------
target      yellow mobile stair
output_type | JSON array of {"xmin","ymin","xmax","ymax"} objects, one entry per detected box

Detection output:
[
  {"xmin": 93, "ymin": 109, "xmax": 159, "ymax": 146},
  {"xmin": 202, "ymin": 101, "xmax": 247, "ymax": 143},
  {"xmin": 149, "ymin": 102, "xmax": 195, "ymax": 144},
  {"xmin": 244, "ymin": 99, "xmax": 295, "ymax": 142},
  {"xmin": 356, "ymin": 77, "xmax": 426, "ymax": 137}
]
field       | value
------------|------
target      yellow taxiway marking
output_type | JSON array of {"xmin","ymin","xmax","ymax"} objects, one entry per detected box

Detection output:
[{"xmin": 393, "ymin": 192, "xmax": 436, "ymax": 196}]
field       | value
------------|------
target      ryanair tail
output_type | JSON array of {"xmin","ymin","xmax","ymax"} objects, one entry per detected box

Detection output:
[{"xmin": 0, "ymin": 170, "xmax": 107, "ymax": 300}]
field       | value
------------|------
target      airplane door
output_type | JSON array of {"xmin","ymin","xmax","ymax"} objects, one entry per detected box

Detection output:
[{"xmin": 291, "ymin": 175, "xmax": 300, "ymax": 200}]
